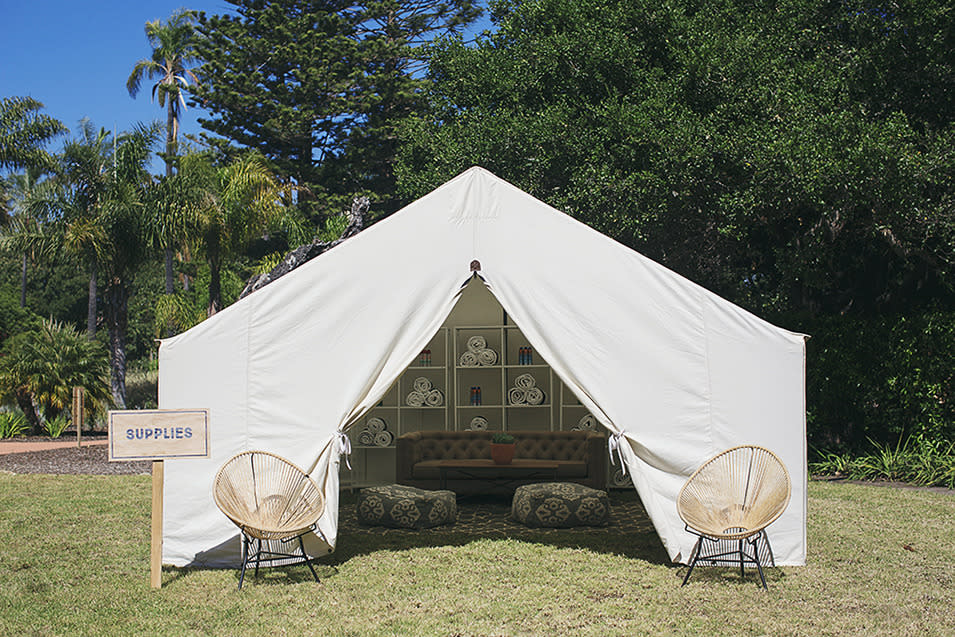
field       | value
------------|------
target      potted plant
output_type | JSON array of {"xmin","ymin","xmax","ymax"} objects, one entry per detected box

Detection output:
[{"xmin": 490, "ymin": 432, "xmax": 516, "ymax": 465}]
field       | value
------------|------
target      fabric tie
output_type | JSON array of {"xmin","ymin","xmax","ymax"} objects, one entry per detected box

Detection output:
[
  {"xmin": 608, "ymin": 431, "xmax": 628, "ymax": 477},
  {"xmin": 337, "ymin": 430, "xmax": 352, "ymax": 470}
]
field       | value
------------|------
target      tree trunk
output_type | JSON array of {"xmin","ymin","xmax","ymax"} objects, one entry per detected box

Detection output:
[
  {"xmin": 207, "ymin": 235, "xmax": 221, "ymax": 317},
  {"xmin": 20, "ymin": 252, "xmax": 27, "ymax": 308},
  {"xmin": 105, "ymin": 280, "xmax": 129, "ymax": 409},
  {"xmin": 207, "ymin": 258, "xmax": 221, "ymax": 318},
  {"xmin": 164, "ymin": 95, "xmax": 177, "ymax": 297},
  {"xmin": 164, "ymin": 247, "xmax": 175, "ymax": 295},
  {"xmin": 15, "ymin": 390, "xmax": 42, "ymax": 436},
  {"xmin": 87, "ymin": 264, "xmax": 97, "ymax": 340}
]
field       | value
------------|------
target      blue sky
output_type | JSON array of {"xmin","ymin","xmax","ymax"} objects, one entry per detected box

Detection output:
[{"xmin": 1, "ymin": 1, "xmax": 490, "ymax": 176}]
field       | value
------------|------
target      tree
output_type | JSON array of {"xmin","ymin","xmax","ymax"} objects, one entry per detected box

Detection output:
[
  {"xmin": 190, "ymin": 0, "xmax": 481, "ymax": 222},
  {"xmin": 0, "ymin": 318, "xmax": 110, "ymax": 434},
  {"xmin": 177, "ymin": 150, "xmax": 302, "ymax": 316},
  {"xmin": 57, "ymin": 121, "xmax": 114, "ymax": 339},
  {"xmin": 336, "ymin": 0, "xmax": 481, "ymax": 214},
  {"xmin": 397, "ymin": 0, "xmax": 954, "ymax": 316},
  {"xmin": 0, "ymin": 96, "xmax": 66, "ymax": 172},
  {"xmin": 0, "ymin": 169, "xmax": 59, "ymax": 307},
  {"xmin": 127, "ymin": 8, "xmax": 200, "ymax": 295},
  {"xmin": 96, "ymin": 123, "xmax": 163, "ymax": 407}
]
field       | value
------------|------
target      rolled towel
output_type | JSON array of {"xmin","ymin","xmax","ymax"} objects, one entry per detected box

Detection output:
[
  {"xmin": 612, "ymin": 469, "xmax": 632, "ymax": 487},
  {"xmin": 508, "ymin": 387, "xmax": 528, "ymax": 405},
  {"xmin": 477, "ymin": 348, "xmax": 498, "ymax": 366},
  {"xmin": 514, "ymin": 373, "xmax": 536, "ymax": 390},
  {"xmin": 467, "ymin": 335, "xmax": 487, "ymax": 352},
  {"xmin": 425, "ymin": 389, "xmax": 444, "ymax": 407},
  {"xmin": 577, "ymin": 414, "xmax": 596, "ymax": 431},
  {"xmin": 367, "ymin": 417, "xmax": 387, "ymax": 433},
  {"xmin": 469, "ymin": 416, "xmax": 488, "ymax": 431},
  {"xmin": 525, "ymin": 387, "xmax": 545, "ymax": 405},
  {"xmin": 413, "ymin": 377, "xmax": 433, "ymax": 393},
  {"xmin": 373, "ymin": 430, "xmax": 394, "ymax": 447},
  {"xmin": 406, "ymin": 391, "xmax": 426, "ymax": 407},
  {"xmin": 459, "ymin": 351, "xmax": 479, "ymax": 367},
  {"xmin": 357, "ymin": 429, "xmax": 374, "ymax": 446}
]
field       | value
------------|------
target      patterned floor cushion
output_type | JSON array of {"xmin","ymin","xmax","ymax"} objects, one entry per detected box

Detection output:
[
  {"xmin": 511, "ymin": 482, "xmax": 610, "ymax": 528},
  {"xmin": 357, "ymin": 484, "xmax": 457, "ymax": 529}
]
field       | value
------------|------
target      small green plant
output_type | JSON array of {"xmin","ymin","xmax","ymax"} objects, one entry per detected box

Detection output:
[
  {"xmin": 491, "ymin": 432, "xmax": 514, "ymax": 444},
  {"xmin": 0, "ymin": 412, "xmax": 28, "ymax": 439},
  {"xmin": 42, "ymin": 413, "xmax": 70, "ymax": 439}
]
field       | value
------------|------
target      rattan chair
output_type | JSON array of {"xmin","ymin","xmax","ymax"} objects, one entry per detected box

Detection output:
[
  {"xmin": 213, "ymin": 451, "xmax": 327, "ymax": 589},
  {"xmin": 677, "ymin": 445, "xmax": 791, "ymax": 588}
]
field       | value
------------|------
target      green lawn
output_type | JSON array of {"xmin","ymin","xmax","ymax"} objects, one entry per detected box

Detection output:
[{"xmin": 0, "ymin": 475, "xmax": 952, "ymax": 636}]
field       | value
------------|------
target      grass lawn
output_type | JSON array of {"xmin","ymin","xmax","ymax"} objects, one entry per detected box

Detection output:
[{"xmin": 0, "ymin": 476, "xmax": 952, "ymax": 636}]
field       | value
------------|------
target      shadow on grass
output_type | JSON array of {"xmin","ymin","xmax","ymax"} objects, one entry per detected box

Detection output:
[{"xmin": 161, "ymin": 490, "xmax": 673, "ymax": 587}]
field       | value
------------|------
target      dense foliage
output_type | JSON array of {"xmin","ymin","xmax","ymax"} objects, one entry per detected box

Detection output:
[{"xmin": 397, "ymin": 0, "xmax": 953, "ymax": 318}]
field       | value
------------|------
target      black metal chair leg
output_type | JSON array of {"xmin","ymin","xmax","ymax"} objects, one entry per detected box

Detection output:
[
  {"xmin": 751, "ymin": 537, "xmax": 768, "ymax": 589},
  {"xmin": 253, "ymin": 538, "xmax": 262, "ymax": 579},
  {"xmin": 238, "ymin": 535, "xmax": 250, "ymax": 590},
  {"xmin": 738, "ymin": 539, "xmax": 745, "ymax": 579},
  {"xmin": 299, "ymin": 535, "xmax": 320, "ymax": 583},
  {"xmin": 681, "ymin": 538, "xmax": 702, "ymax": 586}
]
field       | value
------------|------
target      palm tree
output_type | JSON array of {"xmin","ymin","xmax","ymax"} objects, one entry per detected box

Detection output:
[
  {"xmin": 0, "ymin": 96, "xmax": 66, "ymax": 172},
  {"xmin": 0, "ymin": 169, "xmax": 59, "ymax": 307},
  {"xmin": 0, "ymin": 318, "xmax": 110, "ymax": 434},
  {"xmin": 58, "ymin": 121, "xmax": 114, "ymax": 339},
  {"xmin": 127, "ymin": 8, "xmax": 199, "ymax": 294},
  {"xmin": 96, "ymin": 123, "xmax": 162, "ymax": 407},
  {"xmin": 178, "ymin": 151, "xmax": 304, "ymax": 316}
]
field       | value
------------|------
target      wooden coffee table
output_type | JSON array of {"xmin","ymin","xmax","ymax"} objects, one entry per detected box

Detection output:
[{"xmin": 436, "ymin": 459, "xmax": 559, "ymax": 492}]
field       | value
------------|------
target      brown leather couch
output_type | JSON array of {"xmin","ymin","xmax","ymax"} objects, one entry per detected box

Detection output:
[{"xmin": 396, "ymin": 430, "xmax": 607, "ymax": 493}]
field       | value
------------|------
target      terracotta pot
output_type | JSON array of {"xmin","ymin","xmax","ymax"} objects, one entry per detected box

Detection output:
[{"xmin": 490, "ymin": 442, "xmax": 515, "ymax": 465}]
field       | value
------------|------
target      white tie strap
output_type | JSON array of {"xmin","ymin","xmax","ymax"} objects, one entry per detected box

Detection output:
[
  {"xmin": 608, "ymin": 431, "xmax": 628, "ymax": 477},
  {"xmin": 337, "ymin": 430, "xmax": 353, "ymax": 470}
]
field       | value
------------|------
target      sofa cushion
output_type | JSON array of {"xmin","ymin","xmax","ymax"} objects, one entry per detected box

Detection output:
[{"xmin": 411, "ymin": 459, "xmax": 587, "ymax": 480}]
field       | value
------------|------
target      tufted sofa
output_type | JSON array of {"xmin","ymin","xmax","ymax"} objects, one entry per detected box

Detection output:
[{"xmin": 396, "ymin": 430, "xmax": 607, "ymax": 493}]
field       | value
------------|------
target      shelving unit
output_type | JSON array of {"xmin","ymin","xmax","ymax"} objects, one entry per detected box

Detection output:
[{"xmin": 340, "ymin": 281, "xmax": 605, "ymax": 487}]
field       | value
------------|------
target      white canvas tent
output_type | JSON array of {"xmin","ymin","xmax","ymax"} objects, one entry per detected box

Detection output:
[{"xmin": 159, "ymin": 166, "xmax": 807, "ymax": 567}]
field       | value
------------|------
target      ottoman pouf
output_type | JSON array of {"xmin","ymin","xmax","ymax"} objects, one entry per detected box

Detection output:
[
  {"xmin": 357, "ymin": 484, "xmax": 457, "ymax": 529},
  {"xmin": 512, "ymin": 482, "xmax": 610, "ymax": 528}
]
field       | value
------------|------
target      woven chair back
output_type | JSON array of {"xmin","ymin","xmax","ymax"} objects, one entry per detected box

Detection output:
[
  {"xmin": 213, "ymin": 451, "xmax": 326, "ymax": 541},
  {"xmin": 677, "ymin": 445, "xmax": 791, "ymax": 540}
]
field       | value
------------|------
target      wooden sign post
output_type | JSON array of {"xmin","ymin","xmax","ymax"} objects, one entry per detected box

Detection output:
[
  {"xmin": 108, "ymin": 409, "xmax": 210, "ymax": 589},
  {"xmin": 72, "ymin": 387, "xmax": 85, "ymax": 448}
]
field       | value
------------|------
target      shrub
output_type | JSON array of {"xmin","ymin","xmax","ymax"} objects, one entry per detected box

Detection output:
[
  {"xmin": 41, "ymin": 413, "xmax": 70, "ymax": 439},
  {"xmin": 793, "ymin": 310, "xmax": 954, "ymax": 453},
  {"xmin": 0, "ymin": 411, "xmax": 28, "ymax": 439}
]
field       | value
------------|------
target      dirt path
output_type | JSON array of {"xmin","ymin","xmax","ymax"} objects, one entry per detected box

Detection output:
[{"xmin": 0, "ymin": 438, "xmax": 107, "ymax": 455}]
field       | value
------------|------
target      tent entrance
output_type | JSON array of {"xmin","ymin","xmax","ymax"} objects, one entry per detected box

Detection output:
[{"xmin": 342, "ymin": 276, "xmax": 608, "ymax": 488}]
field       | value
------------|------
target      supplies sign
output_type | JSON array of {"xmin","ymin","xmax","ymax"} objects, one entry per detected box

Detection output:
[{"xmin": 108, "ymin": 409, "xmax": 210, "ymax": 461}]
